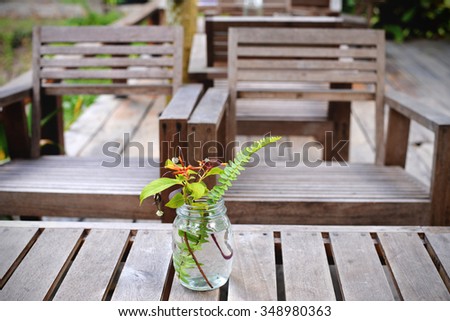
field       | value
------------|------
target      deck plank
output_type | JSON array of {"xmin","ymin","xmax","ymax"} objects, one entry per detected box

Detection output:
[
  {"xmin": 378, "ymin": 232, "xmax": 450, "ymax": 300},
  {"xmin": 228, "ymin": 230, "xmax": 277, "ymax": 301},
  {"xmin": 79, "ymin": 96, "xmax": 153, "ymax": 157},
  {"xmin": 112, "ymin": 230, "xmax": 172, "ymax": 301},
  {"xmin": 281, "ymin": 231, "xmax": 335, "ymax": 301},
  {"xmin": 0, "ymin": 228, "xmax": 82, "ymax": 300},
  {"xmin": 424, "ymin": 231, "xmax": 450, "ymax": 290},
  {"xmin": 330, "ymin": 232, "xmax": 394, "ymax": 300},
  {"xmin": 169, "ymin": 280, "xmax": 220, "ymax": 301},
  {"xmin": 53, "ymin": 229, "xmax": 129, "ymax": 301},
  {"xmin": 0, "ymin": 227, "xmax": 38, "ymax": 284}
]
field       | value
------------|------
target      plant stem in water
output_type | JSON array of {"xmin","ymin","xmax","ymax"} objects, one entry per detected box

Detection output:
[
  {"xmin": 183, "ymin": 231, "xmax": 213, "ymax": 289},
  {"xmin": 211, "ymin": 234, "xmax": 233, "ymax": 260}
]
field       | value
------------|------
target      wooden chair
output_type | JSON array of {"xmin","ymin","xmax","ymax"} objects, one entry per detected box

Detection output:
[
  {"xmin": 0, "ymin": 26, "xmax": 204, "ymax": 219},
  {"xmin": 189, "ymin": 15, "xmax": 353, "ymax": 88},
  {"xmin": 227, "ymin": 27, "xmax": 378, "ymax": 160},
  {"xmin": 174, "ymin": 28, "xmax": 450, "ymax": 226}
]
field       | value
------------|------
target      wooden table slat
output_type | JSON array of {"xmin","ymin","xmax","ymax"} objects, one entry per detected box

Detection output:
[
  {"xmin": 169, "ymin": 279, "xmax": 220, "ymax": 301},
  {"xmin": 330, "ymin": 232, "xmax": 394, "ymax": 301},
  {"xmin": 0, "ymin": 228, "xmax": 82, "ymax": 300},
  {"xmin": 228, "ymin": 230, "xmax": 277, "ymax": 301},
  {"xmin": 53, "ymin": 229, "xmax": 129, "ymax": 301},
  {"xmin": 0, "ymin": 227, "xmax": 38, "ymax": 283},
  {"xmin": 425, "ymin": 232, "xmax": 450, "ymax": 289},
  {"xmin": 281, "ymin": 231, "xmax": 335, "ymax": 301},
  {"xmin": 112, "ymin": 230, "xmax": 172, "ymax": 301},
  {"xmin": 378, "ymin": 232, "xmax": 450, "ymax": 301}
]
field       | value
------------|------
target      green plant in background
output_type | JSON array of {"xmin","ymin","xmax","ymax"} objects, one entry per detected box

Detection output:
[
  {"xmin": 373, "ymin": 0, "xmax": 450, "ymax": 42},
  {"xmin": 0, "ymin": 123, "xmax": 10, "ymax": 165},
  {"xmin": 343, "ymin": 0, "xmax": 450, "ymax": 42},
  {"xmin": 140, "ymin": 136, "xmax": 281, "ymax": 285}
]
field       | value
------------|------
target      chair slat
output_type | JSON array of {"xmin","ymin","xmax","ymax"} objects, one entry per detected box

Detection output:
[
  {"xmin": 234, "ymin": 28, "xmax": 381, "ymax": 45},
  {"xmin": 41, "ymin": 26, "xmax": 176, "ymax": 43},
  {"xmin": 40, "ymin": 44, "xmax": 174, "ymax": 55},
  {"xmin": 41, "ymin": 69, "xmax": 173, "ymax": 80},
  {"xmin": 237, "ymin": 47, "xmax": 378, "ymax": 58},
  {"xmin": 237, "ymin": 59, "xmax": 378, "ymax": 71},
  {"xmin": 41, "ymin": 57, "xmax": 175, "ymax": 68}
]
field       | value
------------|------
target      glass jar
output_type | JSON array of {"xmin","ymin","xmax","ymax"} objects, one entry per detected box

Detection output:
[{"xmin": 173, "ymin": 198, "xmax": 234, "ymax": 291}]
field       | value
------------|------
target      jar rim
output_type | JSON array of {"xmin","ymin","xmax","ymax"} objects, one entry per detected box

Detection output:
[{"xmin": 176, "ymin": 197, "xmax": 225, "ymax": 218}]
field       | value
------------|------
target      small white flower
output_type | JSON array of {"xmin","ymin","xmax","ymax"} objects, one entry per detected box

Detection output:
[
  {"xmin": 171, "ymin": 157, "xmax": 179, "ymax": 164},
  {"xmin": 156, "ymin": 210, "xmax": 164, "ymax": 217},
  {"xmin": 204, "ymin": 158, "xmax": 210, "ymax": 162}
]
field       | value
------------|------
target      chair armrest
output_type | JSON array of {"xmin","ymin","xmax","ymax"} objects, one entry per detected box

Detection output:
[
  {"xmin": 188, "ymin": 88, "xmax": 229, "ymax": 128},
  {"xmin": 188, "ymin": 88, "xmax": 231, "ymax": 163},
  {"xmin": 160, "ymin": 84, "xmax": 203, "ymax": 121},
  {"xmin": 159, "ymin": 84, "xmax": 203, "ymax": 167},
  {"xmin": 385, "ymin": 88, "xmax": 450, "ymax": 132},
  {"xmin": 0, "ymin": 83, "xmax": 32, "ymax": 107}
]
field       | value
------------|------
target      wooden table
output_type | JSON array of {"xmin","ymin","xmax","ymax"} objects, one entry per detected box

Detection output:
[{"xmin": 0, "ymin": 221, "xmax": 449, "ymax": 301}]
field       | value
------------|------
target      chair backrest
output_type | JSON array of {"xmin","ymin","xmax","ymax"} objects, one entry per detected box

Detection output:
[
  {"xmin": 205, "ymin": 16, "xmax": 346, "ymax": 67},
  {"xmin": 217, "ymin": 0, "xmax": 290, "ymax": 16},
  {"xmin": 31, "ymin": 25, "xmax": 183, "ymax": 157},
  {"xmin": 228, "ymin": 27, "xmax": 386, "ymax": 162}
]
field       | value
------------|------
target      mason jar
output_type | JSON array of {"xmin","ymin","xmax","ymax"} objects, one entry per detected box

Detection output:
[{"xmin": 173, "ymin": 198, "xmax": 234, "ymax": 291}]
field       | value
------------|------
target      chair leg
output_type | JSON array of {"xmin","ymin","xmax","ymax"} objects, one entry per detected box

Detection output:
[
  {"xmin": 430, "ymin": 125, "xmax": 450, "ymax": 225},
  {"xmin": 326, "ymin": 104, "xmax": 350, "ymax": 163},
  {"xmin": 325, "ymin": 83, "xmax": 351, "ymax": 162},
  {"xmin": 41, "ymin": 95, "xmax": 64, "ymax": 155},
  {"xmin": 2, "ymin": 101, "xmax": 31, "ymax": 158}
]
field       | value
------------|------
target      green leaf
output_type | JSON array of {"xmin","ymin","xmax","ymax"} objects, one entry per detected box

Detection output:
[
  {"xmin": 140, "ymin": 178, "xmax": 181, "ymax": 204},
  {"xmin": 165, "ymin": 192, "xmax": 185, "ymax": 209},
  {"xmin": 187, "ymin": 182, "xmax": 207, "ymax": 200},
  {"xmin": 207, "ymin": 136, "xmax": 281, "ymax": 203},
  {"xmin": 204, "ymin": 167, "xmax": 223, "ymax": 178}
]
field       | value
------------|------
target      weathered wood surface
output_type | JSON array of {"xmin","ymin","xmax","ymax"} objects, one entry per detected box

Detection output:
[
  {"xmin": 0, "ymin": 227, "xmax": 38, "ymax": 286},
  {"xmin": 54, "ymin": 229, "xmax": 129, "ymax": 301},
  {"xmin": 330, "ymin": 232, "xmax": 393, "ymax": 300},
  {"xmin": 0, "ymin": 228, "xmax": 82, "ymax": 300},
  {"xmin": 378, "ymin": 232, "xmax": 450, "ymax": 300},
  {"xmin": 1, "ymin": 222, "xmax": 449, "ymax": 301},
  {"xmin": 0, "ymin": 156, "xmax": 159, "ymax": 219},
  {"xmin": 32, "ymin": 25, "xmax": 183, "ymax": 159},
  {"xmin": 227, "ymin": 28, "xmax": 385, "ymax": 163},
  {"xmin": 113, "ymin": 230, "xmax": 172, "ymax": 301},
  {"xmin": 281, "ymin": 231, "xmax": 335, "ymax": 300}
]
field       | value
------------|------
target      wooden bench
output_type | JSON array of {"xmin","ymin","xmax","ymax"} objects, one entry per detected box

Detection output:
[
  {"xmin": 0, "ymin": 26, "xmax": 204, "ymax": 219},
  {"xmin": 175, "ymin": 29, "xmax": 450, "ymax": 226}
]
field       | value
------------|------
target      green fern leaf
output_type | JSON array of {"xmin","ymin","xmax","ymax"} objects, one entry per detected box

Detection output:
[{"xmin": 207, "ymin": 136, "xmax": 281, "ymax": 203}]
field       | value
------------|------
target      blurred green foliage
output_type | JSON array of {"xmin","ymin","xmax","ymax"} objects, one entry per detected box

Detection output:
[{"xmin": 344, "ymin": 0, "xmax": 450, "ymax": 42}]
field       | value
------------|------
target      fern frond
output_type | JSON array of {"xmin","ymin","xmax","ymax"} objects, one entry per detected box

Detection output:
[{"xmin": 207, "ymin": 136, "xmax": 281, "ymax": 203}]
